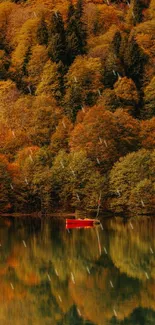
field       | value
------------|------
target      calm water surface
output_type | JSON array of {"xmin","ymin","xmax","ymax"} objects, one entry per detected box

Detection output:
[{"xmin": 0, "ymin": 216, "xmax": 155, "ymax": 325}]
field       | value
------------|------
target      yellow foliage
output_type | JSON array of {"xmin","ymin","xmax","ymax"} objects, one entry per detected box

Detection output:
[
  {"xmin": 114, "ymin": 76, "xmax": 139, "ymax": 105},
  {"xmin": 27, "ymin": 45, "xmax": 48, "ymax": 86},
  {"xmin": 11, "ymin": 18, "xmax": 39, "ymax": 72}
]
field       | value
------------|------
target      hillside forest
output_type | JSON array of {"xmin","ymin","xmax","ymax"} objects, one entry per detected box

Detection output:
[{"xmin": 0, "ymin": 0, "xmax": 155, "ymax": 215}]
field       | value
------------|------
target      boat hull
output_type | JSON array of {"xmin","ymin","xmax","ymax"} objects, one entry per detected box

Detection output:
[{"xmin": 66, "ymin": 219, "xmax": 100, "ymax": 229}]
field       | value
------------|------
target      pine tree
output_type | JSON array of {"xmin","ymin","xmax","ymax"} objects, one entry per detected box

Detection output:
[
  {"xmin": 48, "ymin": 11, "xmax": 67, "ymax": 64},
  {"xmin": 66, "ymin": 0, "xmax": 87, "ymax": 64},
  {"xmin": 132, "ymin": 0, "xmax": 144, "ymax": 25},
  {"xmin": 37, "ymin": 17, "xmax": 48, "ymax": 46},
  {"xmin": 67, "ymin": 0, "xmax": 75, "ymax": 23},
  {"xmin": 112, "ymin": 31, "xmax": 122, "ymax": 56},
  {"xmin": 125, "ymin": 37, "xmax": 148, "ymax": 89},
  {"xmin": 0, "ymin": 159, "xmax": 11, "ymax": 212},
  {"xmin": 76, "ymin": 0, "xmax": 83, "ymax": 19},
  {"xmin": 65, "ymin": 84, "xmax": 83, "ymax": 122}
]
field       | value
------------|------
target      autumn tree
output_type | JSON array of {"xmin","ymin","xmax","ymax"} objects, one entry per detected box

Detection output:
[
  {"xmin": 50, "ymin": 116, "xmax": 73, "ymax": 155},
  {"xmin": 114, "ymin": 77, "xmax": 139, "ymax": 115},
  {"xmin": 140, "ymin": 118, "xmax": 155, "ymax": 149},
  {"xmin": 27, "ymin": 45, "xmax": 48, "ymax": 89},
  {"xmin": 129, "ymin": 178, "xmax": 155, "ymax": 215},
  {"xmin": 127, "ymin": 0, "xmax": 149, "ymax": 25},
  {"xmin": 14, "ymin": 146, "xmax": 52, "ymax": 212},
  {"xmin": 12, "ymin": 95, "xmax": 33, "ymax": 131},
  {"xmin": 97, "ymin": 88, "xmax": 119, "ymax": 112},
  {"xmin": 143, "ymin": 76, "xmax": 155, "ymax": 118},
  {"xmin": 69, "ymin": 106, "xmax": 140, "ymax": 172},
  {"xmin": 109, "ymin": 149, "xmax": 155, "ymax": 213},
  {"xmin": 98, "ymin": 77, "xmax": 139, "ymax": 115},
  {"xmin": 51, "ymin": 150, "xmax": 105, "ymax": 210},
  {"xmin": 29, "ymin": 95, "xmax": 62, "ymax": 146},
  {"xmin": 0, "ymin": 1, "xmax": 14, "ymax": 51},
  {"xmin": 64, "ymin": 56, "xmax": 102, "ymax": 120},
  {"xmin": 0, "ymin": 80, "xmax": 19, "ymax": 123},
  {"xmin": 36, "ymin": 60, "xmax": 63, "ymax": 101},
  {"xmin": 11, "ymin": 18, "xmax": 39, "ymax": 87}
]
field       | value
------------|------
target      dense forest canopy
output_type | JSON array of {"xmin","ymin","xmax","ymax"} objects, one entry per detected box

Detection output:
[{"xmin": 0, "ymin": 0, "xmax": 154, "ymax": 214}]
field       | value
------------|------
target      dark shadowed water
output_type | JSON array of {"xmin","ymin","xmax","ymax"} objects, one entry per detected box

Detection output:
[{"xmin": 0, "ymin": 216, "xmax": 154, "ymax": 325}]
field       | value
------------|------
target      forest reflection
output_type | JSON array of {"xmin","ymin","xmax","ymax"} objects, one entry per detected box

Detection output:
[{"xmin": 0, "ymin": 216, "xmax": 154, "ymax": 325}]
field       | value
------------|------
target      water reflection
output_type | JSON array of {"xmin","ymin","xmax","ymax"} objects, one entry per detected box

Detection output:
[{"xmin": 0, "ymin": 216, "xmax": 154, "ymax": 325}]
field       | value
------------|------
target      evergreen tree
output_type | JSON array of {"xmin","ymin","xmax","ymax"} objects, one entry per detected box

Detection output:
[
  {"xmin": 124, "ymin": 37, "xmax": 148, "ymax": 89},
  {"xmin": 0, "ymin": 159, "xmax": 11, "ymax": 212},
  {"xmin": 37, "ymin": 17, "xmax": 48, "ymax": 46},
  {"xmin": 66, "ymin": 0, "xmax": 87, "ymax": 64},
  {"xmin": 65, "ymin": 84, "xmax": 83, "ymax": 122},
  {"xmin": 67, "ymin": 0, "xmax": 75, "ymax": 23},
  {"xmin": 132, "ymin": 0, "xmax": 144, "ymax": 25},
  {"xmin": 48, "ymin": 11, "xmax": 67, "ymax": 64},
  {"xmin": 22, "ymin": 46, "xmax": 31, "ymax": 76},
  {"xmin": 76, "ymin": 0, "xmax": 83, "ymax": 19},
  {"xmin": 112, "ymin": 31, "xmax": 122, "ymax": 56}
]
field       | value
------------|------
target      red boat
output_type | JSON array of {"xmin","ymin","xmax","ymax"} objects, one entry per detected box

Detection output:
[{"xmin": 66, "ymin": 218, "xmax": 100, "ymax": 229}]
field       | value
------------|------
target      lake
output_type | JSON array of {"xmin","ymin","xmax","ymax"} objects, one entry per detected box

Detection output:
[{"xmin": 0, "ymin": 216, "xmax": 154, "ymax": 325}]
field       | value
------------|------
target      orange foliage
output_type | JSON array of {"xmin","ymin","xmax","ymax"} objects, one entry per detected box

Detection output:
[
  {"xmin": 23, "ymin": 272, "xmax": 40, "ymax": 286},
  {"xmin": 7, "ymin": 256, "xmax": 19, "ymax": 269},
  {"xmin": 50, "ymin": 116, "xmax": 73, "ymax": 154},
  {"xmin": 140, "ymin": 118, "xmax": 155, "ymax": 149},
  {"xmin": 69, "ymin": 106, "xmax": 140, "ymax": 169},
  {"xmin": 16, "ymin": 146, "xmax": 40, "ymax": 166}
]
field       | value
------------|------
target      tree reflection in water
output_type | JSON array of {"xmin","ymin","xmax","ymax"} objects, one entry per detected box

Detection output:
[{"xmin": 0, "ymin": 216, "xmax": 154, "ymax": 325}]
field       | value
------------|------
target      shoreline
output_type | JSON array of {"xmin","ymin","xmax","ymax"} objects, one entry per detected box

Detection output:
[{"xmin": 0, "ymin": 212, "xmax": 154, "ymax": 219}]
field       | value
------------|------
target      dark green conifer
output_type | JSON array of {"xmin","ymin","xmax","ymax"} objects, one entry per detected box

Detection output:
[
  {"xmin": 66, "ymin": 0, "xmax": 87, "ymax": 64},
  {"xmin": 67, "ymin": 0, "xmax": 75, "ymax": 23},
  {"xmin": 132, "ymin": 0, "xmax": 145, "ymax": 25},
  {"xmin": 37, "ymin": 17, "xmax": 48, "ymax": 45},
  {"xmin": 125, "ymin": 37, "xmax": 148, "ymax": 89},
  {"xmin": 76, "ymin": 0, "xmax": 83, "ymax": 19},
  {"xmin": 48, "ymin": 11, "xmax": 67, "ymax": 64},
  {"xmin": 112, "ymin": 31, "xmax": 122, "ymax": 56}
]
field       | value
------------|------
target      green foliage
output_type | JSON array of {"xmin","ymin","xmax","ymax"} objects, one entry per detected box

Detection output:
[
  {"xmin": 51, "ymin": 150, "xmax": 105, "ymax": 210},
  {"xmin": 109, "ymin": 149, "xmax": 155, "ymax": 213},
  {"xmin": 129, "ymin": 178, "xmax": 155, "ymax": 215}
]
